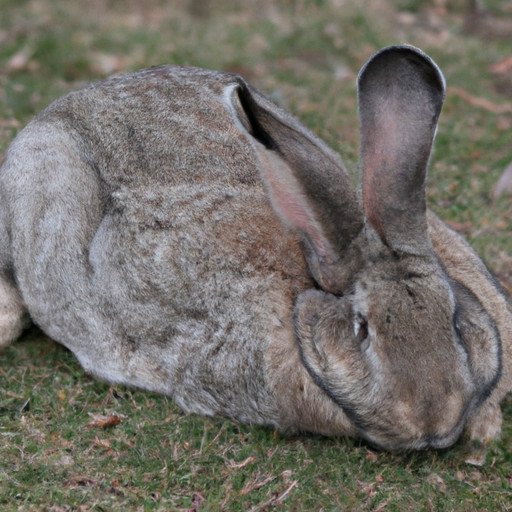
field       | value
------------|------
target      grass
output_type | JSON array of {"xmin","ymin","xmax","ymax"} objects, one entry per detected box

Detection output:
[{"xmin": 0, "ymin": 0, "xmax": 511, "ymax": 510}]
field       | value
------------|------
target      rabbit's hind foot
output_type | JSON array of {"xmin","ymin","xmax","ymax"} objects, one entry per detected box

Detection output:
[{"xmin": 0, "ymin": 275, "xmax": 28, "ymax": 349}]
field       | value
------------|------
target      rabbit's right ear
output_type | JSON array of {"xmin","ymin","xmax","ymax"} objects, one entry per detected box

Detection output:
[
  {"xmin": 358, "ymin": 45, "xmax": 446, "ymax": 256},
  {"xmin": 229, "ymin": 81, "xmax": 364, "ymax": 293}
]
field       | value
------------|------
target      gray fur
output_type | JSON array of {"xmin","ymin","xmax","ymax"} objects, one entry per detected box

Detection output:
[
  {"xmin": 358, "ymin": 46, "xmax": 445, "ymax": 256},
  {"xmin": 0, "ymin": 47, "xmax": 510, "ymax": 452}
]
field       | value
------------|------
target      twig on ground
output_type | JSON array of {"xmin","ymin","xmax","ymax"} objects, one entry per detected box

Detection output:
[
  {"xmin": 248, "ymin": 480, "xmax": 298, "ymax": 512},
  {"xmin": 449, "ymin": 86, "xmax": 512, "ymax": 114}
]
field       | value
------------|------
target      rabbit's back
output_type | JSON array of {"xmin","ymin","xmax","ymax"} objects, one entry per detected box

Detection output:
[
  {"xmin": 0, "ymin": 66, "xmax": 312, "ymax": 424},
  {"xmin": 40, "ymin": 66, "xmax": 263, "ymax": 188}
]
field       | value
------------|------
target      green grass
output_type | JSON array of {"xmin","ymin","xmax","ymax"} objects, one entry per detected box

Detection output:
[
  {"xmin": 2, "ymin": 334, "xmax": 512, "ymax": 510},
  {"xmin": 1, "ymin": 0, "xmax": 512, "ymax": 510}
]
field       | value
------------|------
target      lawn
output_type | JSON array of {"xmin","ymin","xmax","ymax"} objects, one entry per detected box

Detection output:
[{"xmin": 0, "ymin": 1, "xmax": 511, "ymax": 510}]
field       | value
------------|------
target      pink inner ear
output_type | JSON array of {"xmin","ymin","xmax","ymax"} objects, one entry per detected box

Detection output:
[
  {"xmin": 362, "ymin": 147, "xmax": 385, "ymax": 240},
  {"xmin": 363, "ymin": 141, "xmax": 393, "ymax": 242},
  {"xmin": 362, "ymin": 101, "xmax": 400, "ymax": 241},
  {"xmin": 259, "ymin": 150, "xmax": 330, "ymax": 259}
]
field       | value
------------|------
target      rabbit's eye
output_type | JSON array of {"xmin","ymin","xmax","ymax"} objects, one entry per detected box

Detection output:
[{"xmin": 354, "ymin": 314, "xmax": 369, "ymax": 346}]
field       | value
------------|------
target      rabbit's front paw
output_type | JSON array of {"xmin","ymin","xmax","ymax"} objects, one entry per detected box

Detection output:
[
  {"xmin": 0, "ymin": 276, "xmax": 27, "ymax": 349},
  {"xmin": 464, "ymin": 402, "xmax": 502, "ymax": 466}
]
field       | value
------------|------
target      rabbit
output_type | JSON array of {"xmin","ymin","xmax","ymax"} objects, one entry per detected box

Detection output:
[{"xmin": 0, "ymin": 44, "xmax": 510, "ymax": 452}]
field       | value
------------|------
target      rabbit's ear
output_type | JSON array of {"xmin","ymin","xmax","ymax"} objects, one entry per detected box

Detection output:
[
  {"xmin": 231, "ymin": 81, "xmax": 364, "ymax": 293},
  {"xmin": 358, "ymin": 45, "xmax": 445, "ymax": 255}
]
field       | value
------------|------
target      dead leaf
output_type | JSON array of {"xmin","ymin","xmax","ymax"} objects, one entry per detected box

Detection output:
[
  {"xmin": 187, "ymin": 492, "xmax": 205, "ymax": 512},
  {"xmin": 92, "ymin": 436, "xmax": 115, "ymax": 455},
  {"xmin": 454, "ymin": 470, "xmax": 465, "ymax": 482},
  {"xmin": 86, "ymin": 413, "xmax": 122, "ymax": 429},
  {"xmin": 365, "ymin": 449, "xmax": 378, "ymax": 462},
  {"xmin": 65, "ymin": 475, "xmax": 96, "ymax": 488},
  {"xmin": 89, "ymin": 53, "xmax": 128, "ymax": 75},
  {"xmin": 359, "ymin": 481, "xmax": 377, "ymax": 498},
  {"xmin": 7, "ymin": 49, "xmax": 31, "ymax": 72},
  {"xmin": 426, "ymin": 473, "xmax": 447, "ymax": 493},
  {"xmin": 490, "ymin": 56, "xmax": 512, "ymax": 75},
  {"xmin": 0, "ymin": 119, "xmax": 21, "ymax": 129}
]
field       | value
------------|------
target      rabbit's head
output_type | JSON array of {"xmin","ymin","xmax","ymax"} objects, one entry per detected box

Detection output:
[{"xmin": 232, "ymin": 45, "xmax": 502, "ymax": 450}]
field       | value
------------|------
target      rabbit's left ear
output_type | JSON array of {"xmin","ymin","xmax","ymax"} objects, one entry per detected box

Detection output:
[
  {"xmin": 230, "ymin": 81, "xmax": 364, "ymax": 293},
  {"xmin": 358, "ymin": 45, "xmax": 445, "ymax": 256}
]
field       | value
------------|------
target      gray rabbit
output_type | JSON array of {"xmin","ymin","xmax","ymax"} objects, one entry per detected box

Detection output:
[{"xmin": 0, "ymin": 45, "xmax": 510, "ymax": 451}]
